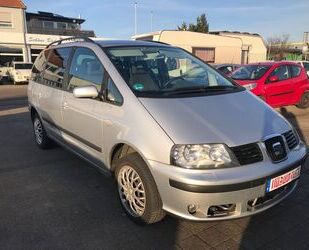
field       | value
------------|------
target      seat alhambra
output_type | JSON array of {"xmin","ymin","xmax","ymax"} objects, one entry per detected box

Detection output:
[{"xmin": 28, "ymin": 38, "xmax": 307, "ymax": 224}]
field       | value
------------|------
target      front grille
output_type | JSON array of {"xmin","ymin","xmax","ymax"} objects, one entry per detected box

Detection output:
[
  {"xmin": 264, "ymin": 136, "xmax": 287, "ymax": 162},
  {"xmin": 231, "ymin": 143, "xmax": 263, "ymax": 165},
  {"xmin": 283, "ymin": 130, "xmax": 299, "ymax": 150}
]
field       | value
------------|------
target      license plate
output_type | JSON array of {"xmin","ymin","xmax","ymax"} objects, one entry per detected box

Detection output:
[{"xmin": 266, "ymin": 166, "xmax": 301, "ymax": 193}]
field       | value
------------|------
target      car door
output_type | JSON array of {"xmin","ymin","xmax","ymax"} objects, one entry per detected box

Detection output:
[
  {"xmin": 38, "ymin": 47, "xmax": 72, "ymax": 131},
  {"xmin": 303, "ymin": 62, "xmax": 309, "ymax": 77},
  {"xmin": 264, "ymin": 64, "xmax": 295, "ymax": 107},
  {"xmin": 62, "ymin": 47, "xmax": 105, "ymax": 160}
]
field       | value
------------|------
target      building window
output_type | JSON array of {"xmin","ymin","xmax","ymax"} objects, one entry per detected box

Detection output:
[
  {"xmin": 43, "ymin": 21, "xmax": 54, "ymax": 29},
  {"xmin": 192, "ymin": 47, "xmax": 215, "ymax": 63},
  {"xmin": 0, "ymin": 12, "xmax": 12, "ymax": 28},
  {"xmin": 57, "ymin": 22, "xmax": 67, "ymax": 29}
]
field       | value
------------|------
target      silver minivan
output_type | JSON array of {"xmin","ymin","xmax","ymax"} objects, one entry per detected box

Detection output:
[{"xmin": 28, "ymin": 38, "xmax": 307, "ymax": 224}]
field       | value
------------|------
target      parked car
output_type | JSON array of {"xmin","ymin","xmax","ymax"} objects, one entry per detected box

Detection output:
[
  {"xmin": 295, "ymin": 61, "xmax": 309, "ymax": 77},
  {"xmin": 8, "ymin": 62, "xmax": 33, "ymax": 84},
  {"xmin": 214, "ymin": 63, "xmax": 240, "ymax": 75},
  {"xmin": 28, "ymin": 38, "xmax": 307, "ymax": 224},
  {"xmin": 231, "ymin": 62, "xmax": 309, "ymax": 109},
  {"xmin": 0, "ymin": 65, "xmax": 9, "ymax": 80}
]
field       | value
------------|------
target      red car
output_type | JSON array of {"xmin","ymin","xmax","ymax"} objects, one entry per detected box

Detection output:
[{"xmin": 231, "ymin": 62, "xmax": 309, "ymax": 109}]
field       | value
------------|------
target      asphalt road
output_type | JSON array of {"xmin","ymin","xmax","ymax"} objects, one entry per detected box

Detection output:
[{"xmin": 0, "ymin": 84, "xmax": 309, "ymax": 249}]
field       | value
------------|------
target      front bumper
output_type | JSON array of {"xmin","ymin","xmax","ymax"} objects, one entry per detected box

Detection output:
[{"xmin": 147, "ymin": 142, "xmax": 307, "ymax": 221}]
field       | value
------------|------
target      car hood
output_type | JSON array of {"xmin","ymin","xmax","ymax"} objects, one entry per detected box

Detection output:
[{"xmin": 139, "ymin": 91, "xmax": 291, "ymax": 146}]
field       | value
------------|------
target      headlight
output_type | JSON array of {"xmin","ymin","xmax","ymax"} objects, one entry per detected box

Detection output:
[
  {"xmin": 171, "ymin": 144, "xmax": 239, "ymax": 169},
  {"xmin": 243, "ymin": 83, "xmax": 257, "ymax": 91}
]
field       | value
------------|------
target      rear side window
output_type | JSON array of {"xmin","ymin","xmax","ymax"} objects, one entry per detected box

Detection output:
[
  {"xmin": 269, "ymin": 65, "xmax": 290, "ymax": 81},
  {"xmin": 68, "ymin": 47, "xmax": 104, "ymax": 91},
  {"xmin": 43, "ymin": 47, "xmax": 72, "ymax": 88},
  {"xmin": 290, "ymin": 65, "xmax": 301, "ymax": 78},
  {"xmin": 31, "ymin": 50, "xmax": 50, "ymax": 83}
]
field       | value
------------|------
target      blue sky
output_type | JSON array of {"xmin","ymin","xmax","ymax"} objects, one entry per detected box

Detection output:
[{"xmin": 24, "ymin": 0, "xmax": 309, "ymax": 42}]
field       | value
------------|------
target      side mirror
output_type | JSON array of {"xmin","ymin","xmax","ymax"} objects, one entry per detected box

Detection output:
[
  {"xmin": 268, "ymin": 75, "xmax": 279, "ymax": 83},
  {"xmin": 73, "ymin": 85, "xmax": 99, "ymax": 99}
]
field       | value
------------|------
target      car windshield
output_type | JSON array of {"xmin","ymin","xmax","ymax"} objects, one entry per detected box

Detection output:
[
  {"xmin": 231, "ymin": 65, "xmax": 270, "ymax": 80},
  {"xmin": 14, "ymin": 63, "xmax": 33, "ymax": 70},
  {"xmin": 106, "ymin": 46, "xmax": 242, "ymax": 97}
]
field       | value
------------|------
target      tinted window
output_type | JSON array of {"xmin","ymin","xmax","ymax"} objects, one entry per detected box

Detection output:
[
  {"xmin": 290, "ymin": 65, "xmax": 301, "ymax": 78},
  {"xmin": 231, "ymin": 65, "xmax": 270, "ymax": 80},
  {"xmin": 43, "ymin": 47, "xmax": 72, "ymax": 88},
  {"xmin": 68, "ymin": 47, "xmax": 104, "ymax": 91},
  {"xmin": 269, "ymin": 65, "xmax": 290, "ymax": 81},
  {"xmin": 31, "ymin": 50, "xmax": 50, "ymax": 82},
  {"xmin": 106, "ymin": 77, "xmax": 123, "ymax": 105}
]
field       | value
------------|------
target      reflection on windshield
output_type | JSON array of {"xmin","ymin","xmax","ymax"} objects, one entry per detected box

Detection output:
[
  {"xmin": 106, "ymin": 46, "xmax": 241, "ymax": 97},
  {"xmin": 231, "ymin": 65, "xmax": 270, "ymax": 80}
]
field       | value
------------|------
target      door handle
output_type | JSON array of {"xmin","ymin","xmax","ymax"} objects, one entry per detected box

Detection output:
[{"xmin": 63, "ymin": 101, "xmax": 69, "ymax": 109}]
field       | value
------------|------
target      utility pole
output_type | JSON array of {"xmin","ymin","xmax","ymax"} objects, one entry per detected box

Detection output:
[
  {"xmin": 150, "ymin": 11, "xmax": 153, "ymax": 32},
  {"xmin": 134, "ymin": 2, "xmax": 137, "ymax": 35}
]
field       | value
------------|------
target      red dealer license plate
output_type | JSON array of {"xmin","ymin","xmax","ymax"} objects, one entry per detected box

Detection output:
[{"xmin": 266, "ymin": 167, "xmax": 301, "ymax": 193}]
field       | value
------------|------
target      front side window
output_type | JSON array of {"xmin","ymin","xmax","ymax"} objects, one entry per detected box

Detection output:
[
  {"xmin": 231, "ymin": 65, "xmax": 270, "ymax": 80},
  {"xmin": 290, "ymin": 65, "xmax": 301, "ymax": 78},
  {"xmin": 43, "ymin": 47, "xmax": 72, "ymax": 88},
  {"xmin": 68, "ymin": 47, "xmax": 104, "ymax": 91},
  {"xmin": 106, "ymin": 77, "xmax": 123, "ymax": 105},
  {"xmin": 303, "ymin": 62, "xmax": 309, "ymax": 71},
  {"xmin": 106, "ymin": 46, "xmax": 241, "ymax": 98},
  {"xmin": 269, "ymin": 65, "xmax": 290, "ymax": 81}
]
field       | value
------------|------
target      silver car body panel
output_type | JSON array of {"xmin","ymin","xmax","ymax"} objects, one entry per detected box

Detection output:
[{"xmin": 139, "ymin": 91, "xmax": 291, "ymax": 146}]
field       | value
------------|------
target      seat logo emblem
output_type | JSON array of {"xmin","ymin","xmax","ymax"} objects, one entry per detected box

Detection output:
[{"xmin": 272, "ymin": 142, "xmax": 284, "ymax": 157}]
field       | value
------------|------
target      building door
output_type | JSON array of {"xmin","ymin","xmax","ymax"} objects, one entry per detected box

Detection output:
[{"xmin": 241, "ymin": 50, "xmax": 249, "ymax": 64}]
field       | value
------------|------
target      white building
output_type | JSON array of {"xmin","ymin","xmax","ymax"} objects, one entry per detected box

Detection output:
[{"xmin": 0, "ymin": 0, "xmax": 95, "ymax": 66}]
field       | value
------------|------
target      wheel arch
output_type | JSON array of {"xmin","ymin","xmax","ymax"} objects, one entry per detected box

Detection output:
[{"xmin": 109, "ymin": 142, "xmax": 149, "ymax": 172}]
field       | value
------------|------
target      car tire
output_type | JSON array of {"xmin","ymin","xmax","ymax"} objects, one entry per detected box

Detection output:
[
  {"xmin": 115, "ymin": 153, "xmax": 166, "ymax": 224},
  {"xmin": 32, "ymin": 114, "xmax": 52, "ymax": 149},
  {"xmin": 296, "ymin": 92, "xmax": 309, "ymax": 109}
]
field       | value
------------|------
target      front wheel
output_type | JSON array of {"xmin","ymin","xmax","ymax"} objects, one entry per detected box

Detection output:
[
  {"xmin": 296, "ymin": 92, "xmax": 309, "ymax": 109},
  {"xmin": 115, "ymin": 153, "xmax": 166, "ymax": 224}
]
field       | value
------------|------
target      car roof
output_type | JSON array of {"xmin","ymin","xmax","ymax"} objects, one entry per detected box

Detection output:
[
  {"xmin": 243, "ymin": 61, "xmax": 300, "ymax": 67},
  {"xmin": 94, "ymin": 39, "xmax": 170, "ymax": 48}
]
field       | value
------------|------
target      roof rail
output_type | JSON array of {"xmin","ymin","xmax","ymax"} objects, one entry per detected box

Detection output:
[
  {"xmin": 46, "ymin": 36, "xmax": 94, "ymax": 48},
  {"xmin": 143, "ymin": 40, "xmax": 170, "ymax": 45}
]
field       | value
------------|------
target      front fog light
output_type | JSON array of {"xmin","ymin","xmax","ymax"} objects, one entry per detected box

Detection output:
[{"xmin": 171, "ymin": 144, "xmax": 238, "ymax": 169}]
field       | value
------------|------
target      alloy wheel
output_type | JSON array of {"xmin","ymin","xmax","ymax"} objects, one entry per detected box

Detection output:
[
  {"xmin": 34, "ymin": 118, "xmax": 43, "ymax": 145},
  {"xmin": 117, "ymin": 165, "xmax": 146, "ymax": 217}
]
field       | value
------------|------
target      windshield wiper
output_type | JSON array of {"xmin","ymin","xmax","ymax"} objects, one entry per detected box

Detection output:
[{"xmin": 162, "ymin": 85, "xmax": 238, "ymax": 96}]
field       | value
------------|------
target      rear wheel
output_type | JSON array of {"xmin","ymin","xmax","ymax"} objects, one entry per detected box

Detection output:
[
  {"xmin": 296, "ymin": 92, "xmax": 309, "ymax": 109},
  {"xmin": 115, "ymin": 153, "xmax": 165, "ymax": 224},
  {"xmin": 32, "ymin": 114, "xmax": 52, "ymax": 149}
]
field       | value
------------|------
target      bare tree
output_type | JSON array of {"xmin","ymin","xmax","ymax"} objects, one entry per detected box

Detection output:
[{"xmin": 267, "ymin": 34, "xmax": 290, "ymax": 61}]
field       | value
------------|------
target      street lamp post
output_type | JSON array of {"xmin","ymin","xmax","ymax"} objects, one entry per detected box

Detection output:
[
  {"xmin": 134, "ymin": 2, "xmax": 137, "ymax": 35},
  {"xmin": 150, "ymin": 11, "xmax": 153, "ymax": 32}
]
